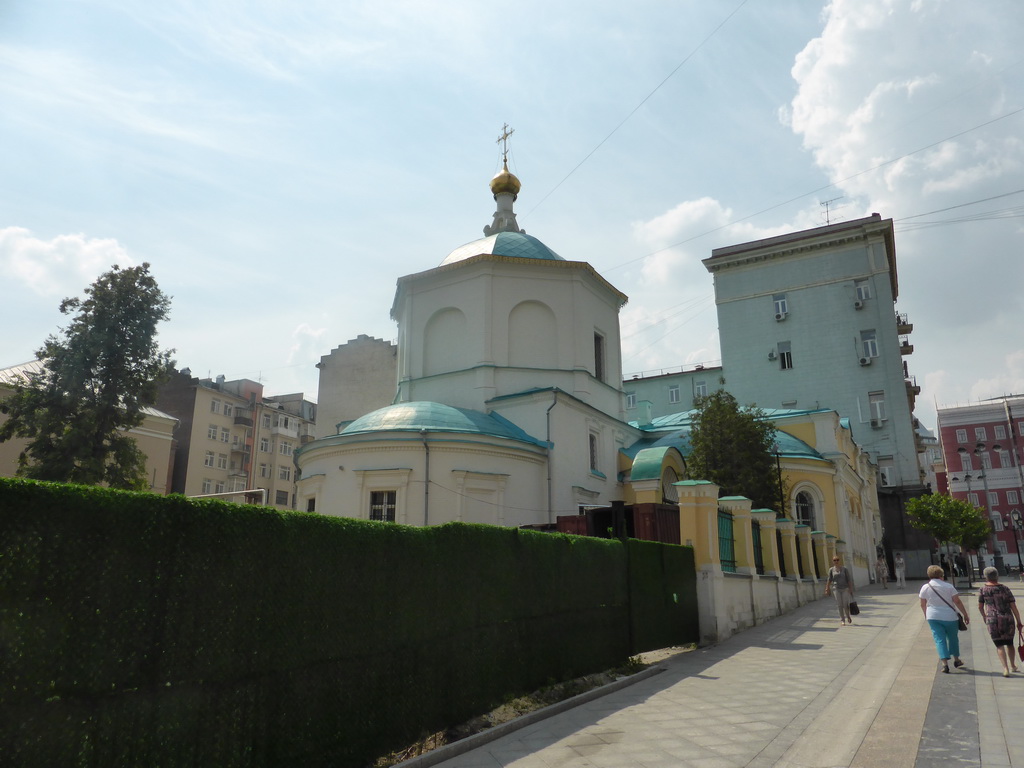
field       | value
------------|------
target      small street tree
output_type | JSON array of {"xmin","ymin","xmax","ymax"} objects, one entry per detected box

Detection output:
[
  {"xmin": 0, "ymin": 263, "xmax": 174, "ymax": 489},
  {"xmin": 687, "ymin": 390, "xmax": 782, "ymax": 513},
  {"xmin": 906, "ymin": 493, "xmax": 991, "ymax": 573}
]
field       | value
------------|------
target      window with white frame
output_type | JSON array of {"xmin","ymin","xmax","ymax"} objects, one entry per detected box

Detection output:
[
  {"xmin": 993, "ymin": 514, "xmax": 1004, "ymax": 531},
  {"xmin": 960, "ymin": 453, "xmax": 972, "ymax": 472},
  {"xmin": 625, "ymin": 392, "xmax": 636, "ymax": 409},
  {"xmin": 869, "ymin": 391, "xmax": 886, "ymax": 422},
  {"xmin": 262, "ymin": 414, "xmax": 271, "ymax": 429},
  {"xmin": 989, "ymin": 491, "xmax": 1000, "ymax": 509},
  {"xmin": 694, "ymin": 380, "xmax": 707, "ymax": 397},
  {"xmin": 794, "ymin": 490, "xmax": 815, "ymax": 528},
  {"xmin": 860, "ymin": 330, "xmax": 878, "ymax": 358},
  {"xmin": 773, "ymin": 293, "xmax": 788, "ymax": 316},
  {"xmin": 202, "ymin": 478, "xmax": 212, "ymax": 494},
  {"xmin": 216, "ymin": 453, "xmax": 228, "ymax": 470},
  {"xmin": 369, "ymin": 490, "xmax": 397, "ymax": 522},
  {"xmin": 1009, "ymin": 490, "xmax": 1020, "ymax": 505},
  {"xmin": 214, "ymin": 481, "xmax": 225, "ymax": 493},
  {"xmin": 589, "ymin": 433, "xmax": 599, "ymax": 473},
  {"xmin": 956, "ymin": 429, "xmax": 968, "ymax": 443},
  {"xmin": 259, "ymin": 463, "xmax": 270, "ymax": 478},
  {"xmin": 279, "ymin": 442, "xmax": 293, "ymax": 456},
  {"xmin": 220, "ymin": 428, "xmax": 230, "ymax": 443},
  {"xmin": 995, "ymin": 425, "xmax": 1007, "ymax": 440},
  {"xmin": 211, "ymin": 399, "xmax": 221, "ymax": 414},
  {"xmin": 276, "ymin": 490, "xmax": 290, "ymax": 506},
  {"xmin": 976, "ymin": 427, "xmax": 987, "ymax": 441},
  {"xmin": 968, "ymin": 492, "xmax": 979, "ymax": 506},
  {"xmin": 279, "ymin": 465, "xmax": 291, "ymax": 481},
  {"xmin": 980, "ymin": 452, "xmax": 992, "ymax": 470},
  {"xmin": 204, "ymin": 451, "xmax": 215, "ymax": 467},
  {"xmin": 1019, "ymin": 421, "xmax": 1024, "ymax": 437},
  {"xmin": 668, "ymin": 384, "xmax": 680, "ymax": 404},
  {"xmin": 778, "ymin": 341, "xmax": 793, "ymax": 370},
  {"xmin": 223, "ymin": 404, "xmax": 232, "ymax": 418},
  {"xmin": 208, "ymin": 424, "xmax": 218, "ymax": 440},
  {"xmin": 855, "ymin": 279, "xmax": 871, "ymax": 301}
]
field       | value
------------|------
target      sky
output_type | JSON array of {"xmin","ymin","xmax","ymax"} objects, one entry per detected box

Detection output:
[{"xmin": 2, "ymin": 0, "xmax": 1022, "ymax": 433}]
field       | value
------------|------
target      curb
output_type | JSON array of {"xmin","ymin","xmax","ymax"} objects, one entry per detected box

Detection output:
[{"xmin": 396, "ymin": 664, "xmax": 667, "ymax": 767}]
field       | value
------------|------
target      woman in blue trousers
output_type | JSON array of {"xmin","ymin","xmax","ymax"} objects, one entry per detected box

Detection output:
[{"xmin": 919, "ymin": 564, "xmax": 970, "ymax": 673}]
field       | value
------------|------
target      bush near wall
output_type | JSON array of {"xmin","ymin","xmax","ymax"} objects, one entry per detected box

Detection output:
[{"xmin": 0, "ymin": 478, "xmax": 697, "ymax": 767}]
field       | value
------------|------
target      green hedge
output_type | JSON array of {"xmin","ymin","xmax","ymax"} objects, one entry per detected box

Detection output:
[{"xmin": 0, "ymin": 478, "xmax": 697, "ymax": 767}]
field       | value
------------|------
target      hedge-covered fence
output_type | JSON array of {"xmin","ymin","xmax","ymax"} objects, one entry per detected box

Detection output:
[{"xmin": 0, "ymin": 478, "xmax": 697, "ymax": 767}]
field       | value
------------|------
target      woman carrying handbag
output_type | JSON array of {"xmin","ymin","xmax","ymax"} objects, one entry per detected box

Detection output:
[
  {"xmin": 920, "ymin": 564, "xmax": 970, "ymax": 673},
  {"xmin": 977, "ymin": 566, "xmax": 1024, "ymax": 677}
]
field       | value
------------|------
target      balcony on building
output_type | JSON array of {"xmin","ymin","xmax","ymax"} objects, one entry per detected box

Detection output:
[
  {"xmin": 230, "ymin": 442, "xmax": 251, "ymax": 454},
  {"xmin": 899, "ymin": 336, "xmax": 914, "ymax": 355},
  {"xmin": 234, "ymin": 408, "xmax": 254, "ymax": 427},
  {"xmin": 896, "ymin": 312, "xmax": 913, "ymax": 335}
]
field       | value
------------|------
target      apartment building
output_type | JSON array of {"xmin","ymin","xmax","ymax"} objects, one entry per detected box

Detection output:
[{"xmin": 156, "ymin": 370, "xmax": 316, "ymax": 509}]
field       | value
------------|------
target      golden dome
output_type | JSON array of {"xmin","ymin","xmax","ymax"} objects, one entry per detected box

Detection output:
[{"xmin": 489, "ymin": 161, "xmax": 521, "ymax": 198}]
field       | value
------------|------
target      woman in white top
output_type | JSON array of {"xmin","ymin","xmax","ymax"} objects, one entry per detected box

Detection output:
[{"xmin": 919, "ymin": 564, "xmax": 970, "ymax": 673}]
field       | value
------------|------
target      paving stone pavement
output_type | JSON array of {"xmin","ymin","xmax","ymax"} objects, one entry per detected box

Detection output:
[{"xmin": 404, "ymin": 580, "xmax": 1024, "ymax": 768}]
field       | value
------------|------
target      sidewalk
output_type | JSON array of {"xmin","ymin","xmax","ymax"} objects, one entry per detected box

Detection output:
[{"xmin": 409, "ymin": 581, "xmax": 1024, "ymax": 768}]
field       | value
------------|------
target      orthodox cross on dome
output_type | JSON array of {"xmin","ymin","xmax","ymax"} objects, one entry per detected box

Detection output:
[{"xmin": 496, "ymin": 123, "xmax": 515, "ymax": 165}]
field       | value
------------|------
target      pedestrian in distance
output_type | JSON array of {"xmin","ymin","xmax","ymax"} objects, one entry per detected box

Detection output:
[
  {"xmin": 920, "ymin": 564, "xmax": 970, "ymax": 673},
  {"xmin": 825, "ymin": 555, "xmax": 855, "ymax": 626},
  {"xmin": 894, "ymin": 552, "xmax": 906, "ymax": 589},
  {"xmin": 875, "ymin": 554, "xmax": 889, "ymax": 589},
  {"xmin": 977, "ymin": 566, "xmax": 1024, "ymax": 677}
]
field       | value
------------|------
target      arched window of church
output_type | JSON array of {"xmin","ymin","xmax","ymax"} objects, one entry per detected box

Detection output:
[
  {"xmin": 661, "ymin": 467, "xmax": 679, "ymax": 504},
  {"xmin": 795, "ymin": 491, "xmax": 815, "ymax": 529}
]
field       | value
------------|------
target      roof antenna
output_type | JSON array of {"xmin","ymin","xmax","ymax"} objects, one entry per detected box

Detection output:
[{"xmin": 820, "ymin": 196, "xmax": 844, "ymax": 225}]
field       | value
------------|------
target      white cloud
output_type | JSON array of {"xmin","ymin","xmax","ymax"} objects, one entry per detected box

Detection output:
[{"xmin": 0, "ymin": 227, "xmax": 132, "ymax": 298}]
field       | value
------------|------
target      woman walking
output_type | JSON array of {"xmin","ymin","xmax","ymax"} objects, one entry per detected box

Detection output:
[
  {"xmin": 825, "ymin": 555, "xmax": 855, "ymax": 626},
  {"xmin": 920, "ymin": 565, "xmax": 970, "ymax": 673},
  {"xmin": 875, "ymin": 554, "xmax": 889, "ymax": 589},
  {"xmin": 978, "ymin": 566, "xmax": 1023, "ymax": 677},
  {"xmin": 894, "ymin": 552, "xmax": 906, "ymax": 589}
]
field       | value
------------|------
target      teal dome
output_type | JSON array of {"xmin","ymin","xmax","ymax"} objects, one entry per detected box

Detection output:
[
  {"xmin": 441, "ymin": 231, "xmax": 564, "ymax": 266},
  {"xmin": 341, "ymin": 402, "xmax": 545, "ymax": 446}
]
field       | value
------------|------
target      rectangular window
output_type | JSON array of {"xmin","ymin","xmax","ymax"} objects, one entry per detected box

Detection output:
[
  {"xmin": 993, "ymin": 514, "xmax": 1004, "ymax": 532},
  {"xmin": 275, "ymin": 489, "xmax": 289, "ymax": 506},
  {"xmin": 956, "ymin": 429, "xmax": 968, "ymax": 443},
  {"xmin": 694, "ymin": 380, "xmax": 707, "ymax": 397},
  {"xmin": 668, "ymin": 384, "xmax": 680, "ymax": 403},
  {"xmin": 220, "ymin": 427, "xmax": 230, "ymax": 443},
  {"xmin": 855, "ymin": 279, "xmax": 871, "ymax": 301},
  {"xmin": 593, "ymin": 333, "xmax": 605, "ymax": 381},
  {"xmin": 215, "ymin": 481, "xmax": 225, "ymax": 494},
  {"xmin": 980, "ymin": 452, "xmax": 992, "ymax": 470},
  {"xmin": 279, "ymin": 442, "xmax": 293, "ymax": 456},
  {"xmin": 976, "ymin": 427, "xmax": 987, "ymax": 441},
  {"xmin": 260, "ymin": 438, "xmax": 270, "ymax": 452},
  {"xmin": 961, "ymin": 454, "xmax": 972, "ymax": 472},
  {"xmin": 223, "ymin": 404, "xmax": 232, "ymax": 418},
  {"xmin": 968, "ymin": 492, "xmax": 979, "ymax": 506},
  {"xmin": 1009, "ymin": 490, "xmax": 1020, "ymax": 505},
  {"xmin": 202, "ymin": 478, "xmax": 212, "ymax": 494},
  {"xmin": 869, "ymin": 391, "xmax": 886, "ymax": 422},
  {"xmin": 204, "ymin": 451, "xmax": 215, "ymax": 467},
  {"xmin": 625, "ymin": 392, "xmax": 636, "ymax": 409},
  {"xmin": 995, "ymin": 425, "xmax": 1007, "ymax": 440},
  {"xmin": 989, "ymin": 491, "xmax": 999, "ymax": 508},
  {"xmin": 208, "ymin": 424, "xmax": 218, "ymax": 440},
  {"xmin": 259, "ymin": 463, "xmax": 270, "ymax": 478},
  {"xmin": 589, "ymin": 433, "xmax": 599, "ymax": 472},
  {"xmin": 773, "ymin": 293, "xmax": 788, "ymax": 316},
  {"xmin": 263, "ymin": 414, "xmax": 272, "ymax": 429},
  {"xmin": 369, "ymin": 490, "xmax": 397, "ymax": 522},
  {"xmin": 1019, "ymin": 422, "xmax": 1024, "ymax": 437},
  {"xmin": 211, "ymin": 399, "xmax": 221, "ymax": 414},
  {"xmin": 279, "ymin": 465, "xmax": 291, "ymax": 481},
  {"xmin": 861, "ymin": 330, "xmax": 878, "ymax": 358},
  {"xmin": 778, "ymin": 341, "xmax": 793, "ymax": 370},
  {"xmin": 306, "ymin": 497, "xmax": 316, "ymax": 513},
  {"xmin": 216, "ymin": 453, "xmax": 228, "ymax": 470}
]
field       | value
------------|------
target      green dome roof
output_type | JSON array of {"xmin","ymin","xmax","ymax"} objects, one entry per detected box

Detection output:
[
  {"xmin": 341, "ymin": 402, "xmax": 545, "ymax": 446},
  {"xmin": 441, "ymin": 231, "xmax": 564, "ymax": 266}
]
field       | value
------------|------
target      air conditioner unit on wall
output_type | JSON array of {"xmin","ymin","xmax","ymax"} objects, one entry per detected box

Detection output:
[
  {"xmin": 774, "ymin": 312, "xmax": 787, "ymax": 321},
  {"xmin": 768, "ymin": 350, "xmax": 777, "ymax": 361},
  {"xmin": 870, "ymin": 418, "xmax": 882, "ymax": 429},
  {"xmin": 859, "ymin": 356, "xmax": 872, "ymax": 366},
  {"xmin": 854, "ymin": 299, "xmax": 864, "ymax": 310}
]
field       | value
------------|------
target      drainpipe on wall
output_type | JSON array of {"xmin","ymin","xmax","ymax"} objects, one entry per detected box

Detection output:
[
  {"xmin": 421, "ymin": 429, "xmax": 430, "ymax": 526},
  {"xmin": 546, "ymin": 392, "xmax": 558, "ymax": 524}
]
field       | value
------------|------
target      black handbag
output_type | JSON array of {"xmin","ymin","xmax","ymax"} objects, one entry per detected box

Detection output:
[{"xmin": 849, "ymin": 601, "xmax": 860, "ymax": 616}]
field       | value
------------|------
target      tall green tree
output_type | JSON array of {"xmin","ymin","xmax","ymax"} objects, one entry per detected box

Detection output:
[
  {"xmin": 686, "ymin": 390, "xmax": 782, "ymax": 513},
  {"xmin": 0, "ymin": 263, "xmax": 174, "ymax": 489},
  {"xmin": 906, "ymin": 493, "xmax": 991, "ymax": 555}
]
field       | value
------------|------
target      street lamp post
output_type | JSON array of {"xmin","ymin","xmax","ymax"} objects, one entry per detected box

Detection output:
[
  {"xmin": 960, "ymin": 443, "xmax": 1006, "ymax": 574},
  {"xmin": 951, "ymin": 471, "xmax": 983, "ymax": 578}
]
